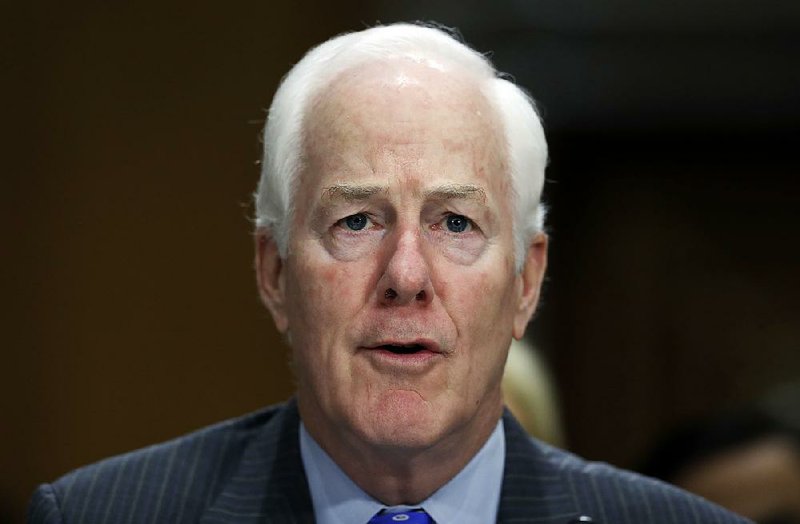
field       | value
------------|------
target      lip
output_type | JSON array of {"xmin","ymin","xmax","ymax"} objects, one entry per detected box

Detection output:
[
  {"xmin": 358, "ymin": 338, "xmax": 443, "ymax": 369},
  {"xmin": 364, "ymin": 338, "xmax": 442, "ymax": 354}
]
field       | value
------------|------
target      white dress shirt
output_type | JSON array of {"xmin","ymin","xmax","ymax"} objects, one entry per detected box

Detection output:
[{"xmin": 299, "ymin": 419, "xmax": 505, "ymax": 524}]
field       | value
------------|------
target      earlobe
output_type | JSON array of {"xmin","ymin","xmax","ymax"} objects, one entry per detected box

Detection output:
[
  {"xmin": 512, "ymin": 232, "xmax": 548, "ymax": 339},
  {"xmin": 255, "ymin": 230, "xmax": 289, "ymax": 333}
]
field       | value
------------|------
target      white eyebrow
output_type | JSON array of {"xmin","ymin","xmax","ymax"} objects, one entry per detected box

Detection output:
[
  {"xmin": 319, "ymin": 182, "xmax": 487, "ymax": 204},
  {"xmin": 321, "ymin": 183, "xmax": 388, "ymax": 202},
  {"xmin": 424, "ymin": 184, "xmax": 487, "ymax": 204}
]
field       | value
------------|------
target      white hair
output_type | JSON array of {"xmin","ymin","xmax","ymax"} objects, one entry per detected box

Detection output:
[{"xmin": 254, "ymin": 22, "xmax": 548, "ymax": 270}]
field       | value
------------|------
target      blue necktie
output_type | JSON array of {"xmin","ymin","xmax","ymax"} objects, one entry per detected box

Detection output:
[{"xmin": 368, "ymin": 508, "xmax": 434, "ymax": 524}]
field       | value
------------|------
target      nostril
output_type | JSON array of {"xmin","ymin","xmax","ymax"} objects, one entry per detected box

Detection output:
[
  {"xmin": 384, "ymin": 288, "xmax": 398, "ymax": 300},
  {"xmin": 415, "ymin": 290, "xmax": 426, "ymax": 301}
]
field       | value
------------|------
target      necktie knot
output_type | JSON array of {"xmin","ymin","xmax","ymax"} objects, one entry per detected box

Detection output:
[{"xmin": 368, "ymin": 508, "xmax": 434, "ymax": 524}]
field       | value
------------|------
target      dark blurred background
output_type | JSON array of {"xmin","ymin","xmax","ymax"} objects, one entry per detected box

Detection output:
[{"xmin": 3, "ymin": 1, "xmax": 798, "ymax": 522}]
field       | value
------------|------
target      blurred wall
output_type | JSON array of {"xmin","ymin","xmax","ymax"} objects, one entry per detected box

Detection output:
[
  {"xmin": 376, "ymin": 0, "xmax": 799, "ymax": 466},
  {"xmin": 4, "ymin": 2, "xmax": 798, "ymax": 523},
  {"xmin": 540, "ymin": 135, "xmax": 799, "ymax": 466},
  {"xmin": 2, "ymin": 3, "xmax": 369, "ymax": 522}
]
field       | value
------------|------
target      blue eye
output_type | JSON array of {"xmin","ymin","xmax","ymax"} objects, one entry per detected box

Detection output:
[
  {"xmin": 343, "ymin": 213, "xmax": 368, "ymax": 231},
  {"xmin": 446, "ymin": 214, "xmax": 470, "ymax": 233}
]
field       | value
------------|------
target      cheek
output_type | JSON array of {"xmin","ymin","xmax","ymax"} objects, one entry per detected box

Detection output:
[
  {"xmin": 427, "ymin": 231, "xmax": 486, "ymax": 266},
  {"xmin": 449, "ymin": 267, "xmax": 518, "ymax": 340},
  {"xmin": 320, "ymin": 265, "xmax": 339, "ymax": 285},
  {"xmin": 441, "ymin": 270, "xmax": 514, "ymax": 398},
  {"xmin": 285, "ymin": 261, "xmax": 362, "ymax": 380},
  {"xmin": 285, "ymin": 253, "xmax": 371, "ymax": 336},
  {"xmin": 323, "ymin": 231, "xmax": 383, "ymax": 262}
]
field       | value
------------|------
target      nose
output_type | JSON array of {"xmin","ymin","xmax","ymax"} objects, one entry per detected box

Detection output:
[{"xmin": 377, "ymin": 229, "xmax": 433, "ymax": 307}]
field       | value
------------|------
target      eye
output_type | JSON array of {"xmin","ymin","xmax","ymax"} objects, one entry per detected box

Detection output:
[
  {"xmin": 341, "ymin": 213, "xmax": 369, "ymax": 231},
  {"xmin": 445, "ymin": 214, "xmax": 471, "ymax": 233}
]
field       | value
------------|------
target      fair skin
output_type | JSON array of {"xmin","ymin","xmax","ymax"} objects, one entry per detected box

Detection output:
[{"xmin": 256, "ymin": 60, "xmax": 547, "ymax": 504}]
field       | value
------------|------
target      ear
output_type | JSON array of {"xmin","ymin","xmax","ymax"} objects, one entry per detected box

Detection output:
[
  {"xmin": 512, "ymin": 232, "xmax": 548, "ymax": 339},
  {"xmin": 255, "ymin": 230, "xmax": 289, "ymax": 333}
]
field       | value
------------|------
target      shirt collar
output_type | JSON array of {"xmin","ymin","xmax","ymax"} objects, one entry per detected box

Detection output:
[{"xmin": 300, "ymin": 419, "xmax": 505, "ymax": 524}]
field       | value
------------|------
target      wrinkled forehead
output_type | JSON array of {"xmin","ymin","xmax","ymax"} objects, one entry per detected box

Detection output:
[{"xmin": 302, "ymin": 59, "xmax": 506, "ymax": 166}]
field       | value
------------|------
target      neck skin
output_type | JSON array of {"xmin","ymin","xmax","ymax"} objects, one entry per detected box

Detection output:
[{"xmin": 298, "ymin": 390, "xmax": 504, "ymax": 505}]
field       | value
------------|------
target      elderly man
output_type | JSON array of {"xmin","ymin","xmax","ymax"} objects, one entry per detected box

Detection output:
[{"xmin": 29, "ymin": 23, "xmax": 751, "ymax": 524}]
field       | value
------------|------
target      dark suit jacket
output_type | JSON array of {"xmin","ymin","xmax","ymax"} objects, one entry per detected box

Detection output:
[{"xmin": 28, "ymin": 400, "xmax": 751, "ymax": 523}]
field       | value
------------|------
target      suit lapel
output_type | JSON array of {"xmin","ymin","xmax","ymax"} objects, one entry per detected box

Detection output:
[
  {"xmin": 200, "ymin": 400, "xmax": 315, "ymax": 524},
  {"xmin": 198, "ymin": 404, "xmax": 582, "ymax": 523},
  {"xmin": 497, "ymin": 410, "xmax": 580, "ymax": 524}
]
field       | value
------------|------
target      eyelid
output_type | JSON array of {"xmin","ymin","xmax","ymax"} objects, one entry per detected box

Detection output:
[
  {"xmin": 334, "ymin": 212, "xmax": 381, "ymax": 232},
  {"xmin": 434, "ymin": 212, "xmax": 479, "ymax": 234}
]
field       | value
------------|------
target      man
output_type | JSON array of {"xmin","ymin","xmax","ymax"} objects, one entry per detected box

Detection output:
[{"xmin": 28, "ymin": 23, "xmax": 751, "ymax": 523}]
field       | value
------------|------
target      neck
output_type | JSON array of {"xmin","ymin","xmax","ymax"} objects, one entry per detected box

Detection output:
[{"xmin": 299, "ymin": 395, "xmax": 503, "ymax": 505}]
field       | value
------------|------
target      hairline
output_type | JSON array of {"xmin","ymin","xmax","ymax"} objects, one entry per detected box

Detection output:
[{"xmin": 255, "ymin": 23, "xmax": 546, "ymax": 271}]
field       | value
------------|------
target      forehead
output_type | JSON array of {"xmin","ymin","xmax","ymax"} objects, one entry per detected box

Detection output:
[
  {"xmin": 301, "ymin": 60, "xmax": 508, "ymax": 189},
  {"xmin": 312, "ymin": 61, "xmax": 491, "ymax": 126}
]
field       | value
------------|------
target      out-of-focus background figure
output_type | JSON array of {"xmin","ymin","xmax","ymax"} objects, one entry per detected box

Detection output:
[
  {"xmin": 502, "ymin": 338, "xmax": 565, "ymax": 447},
  {"xmin": 640, "ymin": 384, "xmax": 800, "ymax": 523}
]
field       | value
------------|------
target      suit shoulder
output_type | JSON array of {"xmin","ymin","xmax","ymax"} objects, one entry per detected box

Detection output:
[
  {"xmin": 536, "ymin": 441, "xmax": 753, "ymax": 523},
  {"xmin": 30, "ymin": 403, "xmax": 287, "ymax": 524}
]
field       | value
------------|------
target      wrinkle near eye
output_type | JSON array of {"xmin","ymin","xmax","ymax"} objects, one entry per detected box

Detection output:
[
  {"xmin": 323, "ymin": 212, "xmax": 384, "ymax": 262},
  {"xmin": 426, "ymin": 221, "xmax": 486, "ymax": 266},
  {"xmin": 421, "ymin": 198, "xmax": 494, "ymax": 239}
]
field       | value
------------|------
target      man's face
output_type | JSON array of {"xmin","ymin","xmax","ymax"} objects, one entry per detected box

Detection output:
[{"xmin": 258, "ymin": 62, "xmax": 546, "ymax": 454}]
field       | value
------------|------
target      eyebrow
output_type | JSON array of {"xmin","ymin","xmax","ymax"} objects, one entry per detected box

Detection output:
[
  {"xmin": 321, "ymin": 184, "xmax": 388, "ymax": 202},
  {"xmin": 424, "ymin": 183, "xmax": 487, "ymax": 204},
  {"xmin": 319, "ymin": 182, "xmax": 487, "ymax": 204}
]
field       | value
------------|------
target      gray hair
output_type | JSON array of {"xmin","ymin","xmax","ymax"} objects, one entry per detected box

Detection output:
[{"xmin": 254, "ymin": 22, "xmax": 547, "ymax": 270}]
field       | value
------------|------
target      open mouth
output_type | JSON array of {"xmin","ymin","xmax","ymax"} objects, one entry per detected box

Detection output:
[
  {"xmin": 362, "ymin": 339, "xmax": 441, "ymax": 361},
  {"xmin": 377, "ymin": 343, "xmax": 427, "ymax": 355}
]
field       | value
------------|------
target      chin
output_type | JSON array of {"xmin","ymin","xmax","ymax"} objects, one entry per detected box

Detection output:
[{"xmin": 355, "ymin": 389, "xmax": 450, "ymax": 449}]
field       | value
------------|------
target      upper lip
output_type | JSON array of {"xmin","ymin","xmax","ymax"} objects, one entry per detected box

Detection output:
[{"xmin": 364, "ymin": 339, "xmax": 442, "ymax": 354}]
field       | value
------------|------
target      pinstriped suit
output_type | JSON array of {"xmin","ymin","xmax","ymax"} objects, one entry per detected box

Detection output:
[{"xmin": 28, "ymin": 400, "xmax": 751, "ymax": 523}]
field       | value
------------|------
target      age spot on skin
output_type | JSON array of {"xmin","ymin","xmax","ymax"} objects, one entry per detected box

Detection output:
[{"xmin": 322, "ymin": 266, "xmax": 341, "ymax": 284}]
